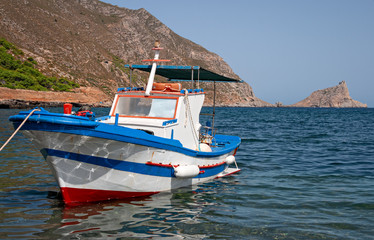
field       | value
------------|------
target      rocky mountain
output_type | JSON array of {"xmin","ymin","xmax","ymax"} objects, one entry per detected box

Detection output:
[
  {"xmin": 0, "ymin": 0, "xmax": 272, "ymax": 108},
  {"xmin": 291, "ymin": 81, "xmax": 367, "ymax": 108}
]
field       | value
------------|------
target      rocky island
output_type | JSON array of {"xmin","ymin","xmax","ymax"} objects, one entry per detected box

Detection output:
[{"xmin": 290, "ymin": 81, "xmax": 367, "ymax": 108}]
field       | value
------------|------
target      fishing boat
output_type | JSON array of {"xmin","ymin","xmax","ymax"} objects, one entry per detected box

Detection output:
[{"xmin": 7, "ymin": 42, "xmax": 241, "ymax": 205}]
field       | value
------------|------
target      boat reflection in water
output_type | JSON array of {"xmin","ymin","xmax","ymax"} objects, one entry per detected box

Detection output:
[{"xmin": 42, "ymin": 180, "xmax": 237, "ymax": 239}]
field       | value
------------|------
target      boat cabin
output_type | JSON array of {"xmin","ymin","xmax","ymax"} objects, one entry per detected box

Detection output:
[
  {"xmin": 106, "ymin": 84, "xmax": 204, "ymax": 150},
  {"xmin": 100, "ymin": 44, "xmax": 241, "ymax": 151}
]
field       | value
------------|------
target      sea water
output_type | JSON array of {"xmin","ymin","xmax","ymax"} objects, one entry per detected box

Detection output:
[{"xmin": 0, "ymin": 107, "xmax": 373, "ymax": 239}]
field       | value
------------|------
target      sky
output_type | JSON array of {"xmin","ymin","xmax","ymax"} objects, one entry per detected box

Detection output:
[{"xmin": 102, "ymin": 0, "xmax": 374, "ymax": 107}]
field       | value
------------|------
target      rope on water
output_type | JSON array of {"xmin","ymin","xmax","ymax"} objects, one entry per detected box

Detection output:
[{"xmin": 0, "ymin": 108, "xmax": 41, "ymax": 152}]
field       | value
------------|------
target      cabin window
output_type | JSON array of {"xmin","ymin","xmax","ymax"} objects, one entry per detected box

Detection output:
[{"xmin": 114, "ymin": 96, "xmax": 177, "ymax": 119}]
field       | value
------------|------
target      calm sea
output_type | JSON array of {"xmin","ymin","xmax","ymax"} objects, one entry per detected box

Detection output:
[{"xmin": 0, "ymin": 107, "xmax": 373, "ymax": 239}]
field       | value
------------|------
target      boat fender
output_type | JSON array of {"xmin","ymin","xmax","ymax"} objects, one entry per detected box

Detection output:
[
  {"xmin": 199, "ymin": 143, "xmax": 212, "ymax": 152},
  {"xmin": 225, "ymin": 155, "xmax": 235, "ymax": 165},
  {"xmin": 174, "ymin": 165, "xmax": 200, "ymax": 178}
]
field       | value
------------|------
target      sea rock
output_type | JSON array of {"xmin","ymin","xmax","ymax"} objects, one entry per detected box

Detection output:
[{"xmin": 291, "ymin": 81, "xmax": 367, "ymax": 108}]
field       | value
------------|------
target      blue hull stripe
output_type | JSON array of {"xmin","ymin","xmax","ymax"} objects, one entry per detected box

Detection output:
[
  {"xmin": 9, "ymin": 109, "xmax": 240, "ymax": 158},
  {"xmin": 15, "ymin": 121, "xmax": 239, "ymax": 158},
  {"xmin": 44, "ymin": 149, "xmax": 226, "ymax": 178}
]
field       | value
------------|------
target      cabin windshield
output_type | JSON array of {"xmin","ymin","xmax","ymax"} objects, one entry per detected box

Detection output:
[{"xmin": 113, "ymin": 96, "xmax": 177, "ymax": 119}]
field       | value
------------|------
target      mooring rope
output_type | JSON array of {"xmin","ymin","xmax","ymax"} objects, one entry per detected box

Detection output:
[{"xmin": 0, "ymin": 108, "xmax": 41, "ymax": 152}]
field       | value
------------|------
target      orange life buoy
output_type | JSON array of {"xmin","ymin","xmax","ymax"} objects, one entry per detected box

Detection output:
[{"xmin": 152, "ymin": 83, "xmax": 182, "ymax": 92}]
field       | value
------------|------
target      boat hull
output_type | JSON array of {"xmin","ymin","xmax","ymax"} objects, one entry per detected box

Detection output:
[
  {"xmin": 9, "ymin": 109, "xmax": 241, "ymax": 205},
  {"xmin": 21, "ymin": 129, "xmax": 235, "ymax": 205}
]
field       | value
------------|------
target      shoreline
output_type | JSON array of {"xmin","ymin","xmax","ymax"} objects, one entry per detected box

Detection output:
[
  {"xmin": 0, "ymin": 87, "xmax": 112, "ymax": 109},
  {"xmin": 0, "ymin": 99, "xmax": 111, "ymax": 109},
  {"xmin": 0, "ymin": 87, "xmax": 368, "ymax": 109},
  {"xmin": 1, "ymin": 99, "xmax": 369, "ymax": 109}
]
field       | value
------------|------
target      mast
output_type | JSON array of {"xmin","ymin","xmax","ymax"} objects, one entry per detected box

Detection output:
[
  {"xmin": 145, "ymin": 41, "xmax": 160, "ymax": 96},
  {"xmin": 143, "ymin": 41, "xmax": 170, "ymax": 96}
]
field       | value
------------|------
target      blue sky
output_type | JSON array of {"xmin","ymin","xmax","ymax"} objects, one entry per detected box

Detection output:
[{"xmin": 102, "ymin": 0, "xmax": 374, "ymax": 107}]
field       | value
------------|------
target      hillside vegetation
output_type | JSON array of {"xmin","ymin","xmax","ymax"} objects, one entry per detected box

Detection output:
[{"xmin": 0, "ymin": 38, "xmax": 79, "ymax": 92}]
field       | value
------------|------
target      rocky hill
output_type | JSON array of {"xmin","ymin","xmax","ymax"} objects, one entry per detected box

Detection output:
[
  {"xmin": 291, "ymin": 81, "xmax": 367, "ymax": 108},
  {"xmin": 0, "ymin": 0, "xmax": 272, "ymax": 108}
]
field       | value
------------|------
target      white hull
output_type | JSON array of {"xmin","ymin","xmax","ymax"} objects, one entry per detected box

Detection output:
[{"xmin": 22, "ymin": 130, "xmax": 235, "ymax": 204}]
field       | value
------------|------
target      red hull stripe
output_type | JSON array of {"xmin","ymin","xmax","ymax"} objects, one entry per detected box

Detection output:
[
  {"xmin": 146, "ymin": 161, "xmax": 226, "ymax": 169},
  {"xmin": 61, "ymin": 187, "xmax": 158, "ymax": 205},
  {"xmin": 199, "ymin": 161, "xmax": 226, "ymax": 169}
]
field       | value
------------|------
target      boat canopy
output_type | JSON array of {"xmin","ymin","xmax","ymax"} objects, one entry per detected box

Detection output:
[{"xmin": 124, "ymin": 65, "xmax": 242, "ymax": 82}]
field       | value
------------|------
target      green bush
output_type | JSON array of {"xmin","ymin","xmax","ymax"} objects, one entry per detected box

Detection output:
[
  {"xmin": 0, "ymin": 38, "xmax": 23, "ymax": 55},
  {"xmin": 0, "ymin": 38, "xmax": 13, "ymax": 50},
  {"xmin": 0, "ymin": 46, "xmax": 21, "ymax": 70},
  {"xmin": 0, "ymin": 38, "xmax": 79, "ymax": 92}
]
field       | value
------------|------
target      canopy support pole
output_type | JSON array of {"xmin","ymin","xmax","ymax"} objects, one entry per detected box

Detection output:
[
  {"xmin": 212, "ymin": 81, "xmax": 216, "ymax": 136},
  {"xmin": 197, "ymin": 68, "xmax": 200, "ymax": 89},
  {"xmin": 129, "ymin": 66, "xmax": 132, "ymax": 88},
  {"xmin": 191, "ymin": 68, "xmax": 194, "ymax": 89}
]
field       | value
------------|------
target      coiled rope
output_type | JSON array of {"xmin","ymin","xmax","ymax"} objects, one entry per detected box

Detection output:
[{"xmin": 0, "ymin": 108, "xmax": 41, "ymax": 152}]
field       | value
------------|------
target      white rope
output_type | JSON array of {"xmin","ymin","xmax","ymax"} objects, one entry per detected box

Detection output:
[
  {"xmin": 183, "ymin": 90, "xmax": 200, "ymax": 151},
  {"xmin": 0, "ymin": 108, "xmax": 41, "ymax": 152},
  {"xmin": 234, "ymin": 159, "xmax": 239, "ymax": 169}
]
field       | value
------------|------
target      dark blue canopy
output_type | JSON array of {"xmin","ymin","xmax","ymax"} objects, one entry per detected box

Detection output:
[{"xmin": 124, "ymin": 65, "xmax": 242, "ymax": 82}]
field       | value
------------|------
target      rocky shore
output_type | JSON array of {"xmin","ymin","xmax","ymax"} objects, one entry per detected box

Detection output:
[
  {"xmin": 1, "ymin": 81, "xmax": 367, "ymax": 109},
  {"xmin": 0, "ymin": 85, "xmax": 272, "ymax": 109},
  {"xmin": 0, "ymin": 87, "xmax": 111, "ymax": 109}
]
